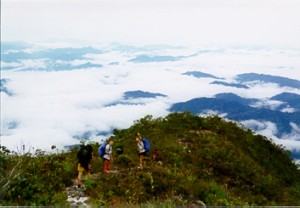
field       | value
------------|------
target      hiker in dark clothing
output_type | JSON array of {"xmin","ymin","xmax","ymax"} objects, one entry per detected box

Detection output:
[{"xmin": 77, "ymin": 144, "xmax": 93, "ymax": 187}]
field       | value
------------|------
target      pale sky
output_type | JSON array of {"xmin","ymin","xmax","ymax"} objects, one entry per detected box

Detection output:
[{"xmin": 2, "ymin": 0, "xmax": 300, "ymax": 47}]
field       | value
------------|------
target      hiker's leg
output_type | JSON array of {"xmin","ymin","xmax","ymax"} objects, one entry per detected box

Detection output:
[
  {"xmin": 107, "ymin": 160, "xmax": 111, "ymax": 172},
  {"xmin": 87, "ymin": 164, "xmax": 91, "ymax": 179},
  {"xmin": 139, "ymin": 154, "xmax": 144, "ymax": 167},
  {"xmin": 104, "ymin": 159, "xmax": 109, "ymax": 174},
  {"xmin": 78, "ymin": 171, "xmax": 83, "ymax": 184},
  {"xmin": 77, "ymin": 163, "xmax": 84, "ymax": 185},
  {"xmin": 103, "ymin": 159, "xmax": 107, "ymax": 173}
]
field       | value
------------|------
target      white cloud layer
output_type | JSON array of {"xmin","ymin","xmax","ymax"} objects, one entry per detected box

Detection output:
[{"xmin": 1, "ymin": 45, "xmax": 300, "ymax": 153}]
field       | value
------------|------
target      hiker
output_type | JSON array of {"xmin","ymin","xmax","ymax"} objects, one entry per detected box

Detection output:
[
  {"xmin": 152, "ymin": 149, "xmax": 158, "ymax": 160},
  {"xmin": 102, "ymin": 139, "xmax": 114, "ymax": 174},
  {"xmin": 136, "ymin": 133, "xmax": 147, "ymax": 168},
  {"xmin": 77, "ymin": 144, "xmax": 93, "ymax": 187}
]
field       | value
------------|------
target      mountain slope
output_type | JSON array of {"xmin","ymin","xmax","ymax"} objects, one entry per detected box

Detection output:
[
  {"xmin": 106, "ymin": 113, "xmax": 300, "ymax": 205},
  {"xmin": 1, "ymin": 113, "xmax": 300, "ymax": 206}
]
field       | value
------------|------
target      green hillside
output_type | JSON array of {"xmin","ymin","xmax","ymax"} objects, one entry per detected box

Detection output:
[{"xmin": 1, "ymin": 112, "xmax": 300, "ymax": 206}]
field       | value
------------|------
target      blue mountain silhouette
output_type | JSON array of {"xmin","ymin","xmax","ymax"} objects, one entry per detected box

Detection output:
[
  {"xmin": 124, "ymin": 90, "xmax": 167, "ymax": 99},
  {"xmin": 210, "ymin": 81, "xmax": 249, "ymax": 89},
  {"xmin": 170, "ymin": 94, "xmax": 300, "ymax": 138},
  {"xmin": 183, "ymin": 71, "xmax": 223, "ymax": 79},
  {"xmin": 235, "ymin": 73, "xmax": 300, "ymax": 89}
]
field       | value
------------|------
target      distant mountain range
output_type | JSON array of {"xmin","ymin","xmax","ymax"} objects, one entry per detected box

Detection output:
[
  {"xmin": 105, "ymin": 90, "xmax": 168, "ymax": 107},
  {"xmin": 128, "ymin": 52, "xmax": 199, "ymax": 63},
  {"xmin": 183, "ymin": 71, "xmax": 223, "ymax": 79},
  {"xmin": 129, "ymin": 55, "xmax": 184, "ymax": 63},
  {"xmin": 210, "ymin": 81, "xmax": 249, "ymax": 89},
  {"xmin": 1, "ymin": 41, "xmax": 31, "ymax": 51},
  {"xmin": 0, "ymin": 79, "xmax": 12, "ymax": 96},
  {"xmin": 235, "ymin": 73, "xmax": 300, "ymax": 89},
  {"xmin": 271, "ymin": 93, "xmax": 300, "ymax": 111},
  {"xmin": 170, "ymin": 92, "xmax": 300, "ymax": 140},
  {"xmin": 2, "ymin": 47, "xmax": 102, "ymax": 63},
  {"xmin": 183, "ymin": 70, "xmax": 300, "ymax": 90},
  {"xmin": 123, "ymin": 90, "xmax": 167, "ymax": 100},
  {"xmin": 1, "ymin": 43, "xmax": 103, "ymax": 71},
  {"xmin": 214, "ymin": 93, "xmax": 258, "ymax": 105},
  {"xmin": 170, "ymin": 91, "xmax": 300, "ymax": 160}
]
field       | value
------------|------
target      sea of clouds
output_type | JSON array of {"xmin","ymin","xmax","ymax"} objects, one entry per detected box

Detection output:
[{"xmin": 1, "ymin": 43, "xmax": 300, "ymax": 153}]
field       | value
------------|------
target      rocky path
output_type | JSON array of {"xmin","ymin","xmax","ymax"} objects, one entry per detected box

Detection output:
[
  {"xmin": 66, "ymin": 178, "xmax": 90, "ymax": 207},
  {"xmin": 65, "ymin": 172, "xmax": 117, "ymax": 207}
]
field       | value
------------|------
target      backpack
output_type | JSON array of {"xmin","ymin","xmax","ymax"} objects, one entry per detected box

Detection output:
[
  {"xmin": 98, "ymin": 142, "xmax": 107, "ymax": 157},
  {"xmin": 78, "ymin": 145, "xmax": 89, "ymax": 159},
  {"xmin": 142, "ymin": 138, "xmax": 150, "ymax": 152}
]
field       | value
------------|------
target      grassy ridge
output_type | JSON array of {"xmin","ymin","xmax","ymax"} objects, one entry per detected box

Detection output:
[{"xmin": 1, "ymin": 112, "xmax": 300, "ymax": 206}]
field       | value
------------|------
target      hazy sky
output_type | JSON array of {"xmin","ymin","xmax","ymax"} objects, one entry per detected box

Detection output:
[{"xmin": 2, "ymin": 0, "xmax": 300, "ymax": 47}]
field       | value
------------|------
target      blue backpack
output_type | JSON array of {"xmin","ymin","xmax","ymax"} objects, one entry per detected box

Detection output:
[
  {"xmin": 98, "ymin": 142, "xmax": 107, "ymax": 157},
  {"xmin": 142, "ymin": 138, "xmax": 150, "ymax": 152}
]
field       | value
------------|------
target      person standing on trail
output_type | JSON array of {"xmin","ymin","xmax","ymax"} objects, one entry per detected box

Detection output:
[
  {"xmin": 136, "ymin": 133, "xmax": 146, "ymax": 168},
  {"xmin": 103, "ymin": 139, "xmax": 114, "ymax": 174},
  {"xmin": 77, "ymin": 143, "xmax": 93, "ymax": 187},
  {"xmin": 152, "ymin": 149, "xmax": 158, "ymax": 160}
]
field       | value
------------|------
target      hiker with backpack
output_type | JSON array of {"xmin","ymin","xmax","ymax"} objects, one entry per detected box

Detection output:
[
  {"xmin": 98, "ymin": 139, "xmax": 114, "ymax": 174},
  {"xmin": 77, "ymin": 143, "xmax": 93, "ymax": 187},
  {"xmin": 136, "ymin": 133, "xmax": 150, "ymax": 168}
]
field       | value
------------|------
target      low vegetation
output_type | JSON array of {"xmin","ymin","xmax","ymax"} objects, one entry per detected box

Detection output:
[{"xmin": 1, "ymin": 112, "xmax": 299, "ymax": 206}]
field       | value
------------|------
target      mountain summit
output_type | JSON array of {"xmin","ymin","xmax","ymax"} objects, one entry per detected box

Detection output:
[{"xmin": 1, "ymin": 112, "xmax": 300, "ymax": 206}]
